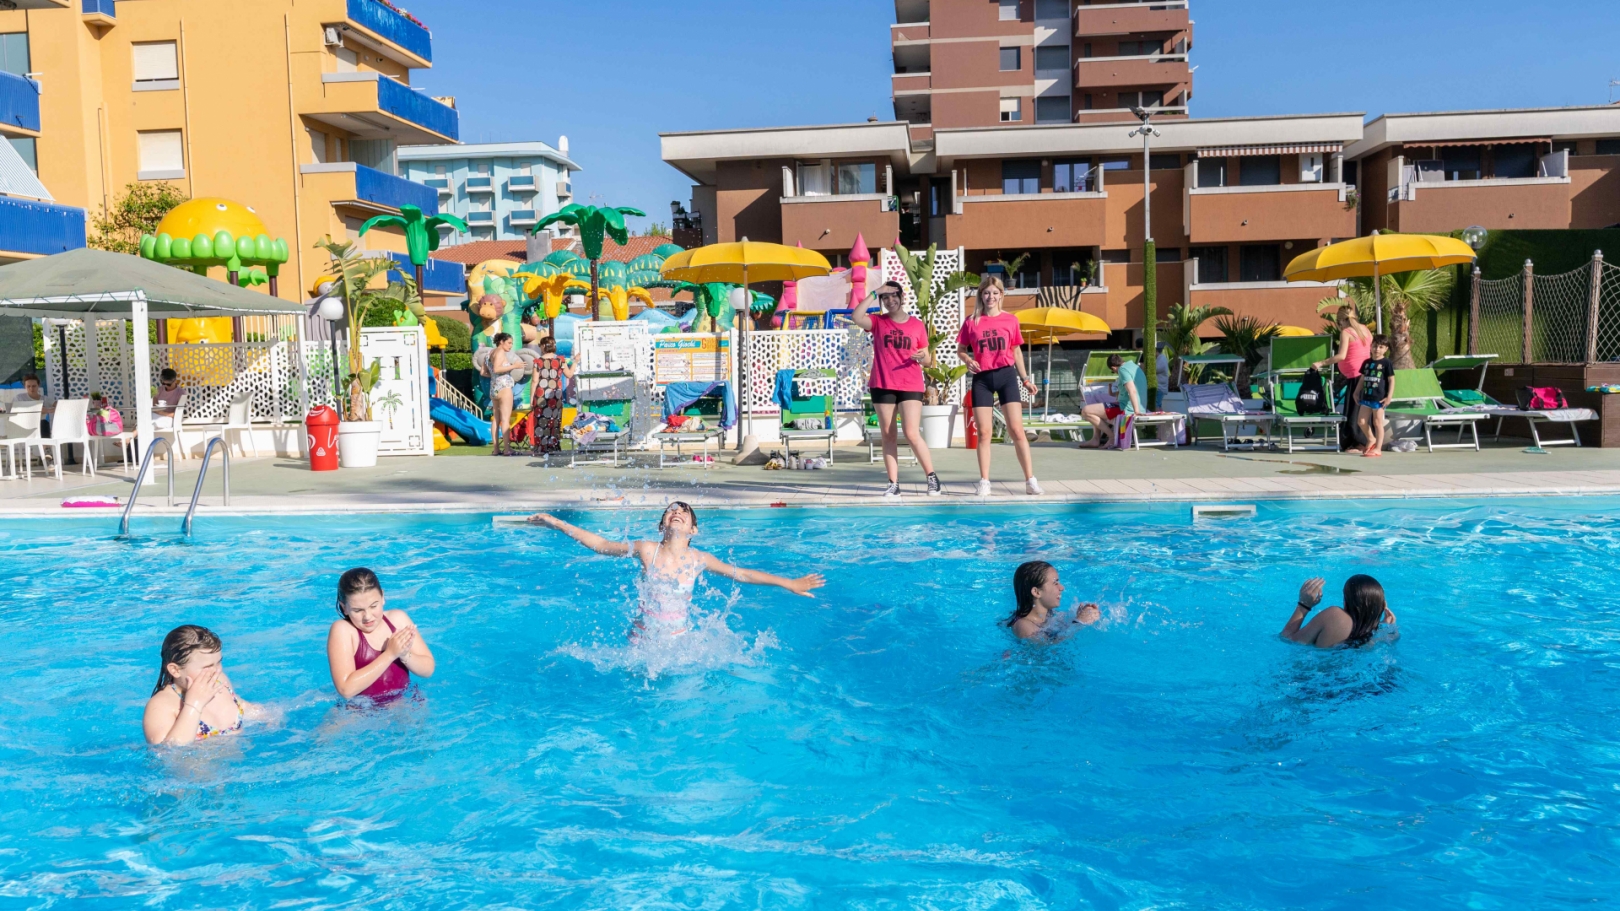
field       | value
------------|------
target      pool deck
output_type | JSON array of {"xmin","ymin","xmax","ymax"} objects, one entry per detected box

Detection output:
[{"xmin": 4, "ymin": 436, "xmax": 1620, "ymax": 519}]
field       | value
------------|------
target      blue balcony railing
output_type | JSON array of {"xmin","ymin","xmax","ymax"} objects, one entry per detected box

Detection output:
[
  {"xmin": 465, "ymin": 211, "xmax": 494, "ymax": 225},
  {"xmin": 346, "ymin": 0, "xmax": 432, "ymax": 64},
  {"xmin": 0, "ymin": 195, "xmax": 87, "ymax": 257},
  {"xmin": 506, "ymin": 175, "xmax": 536, "ymax": 192},
  {"xmin": 464, "ymin": 175, "xmax": 492, "ymax": 191},
  {"xmin": 82, "ymin": 0, "xmax": 116, "ymax": 17},
  {"xmin": 0, "ymin": 71, "xmax": 41, "ymax": 135},
  {"xmin": 423, "ymin": 176, "xmax": 450, "ymax": 190},
  {"xmin": 354, "ymin": 164, "xmax": 438, "ymax": 215},
  {"xmin": 376, "ymin": 76, "xmax": 458, "ymax": 142},
  {"xmin": 385, "ymin": 252, "xmax": 465, "ymax": 293}
]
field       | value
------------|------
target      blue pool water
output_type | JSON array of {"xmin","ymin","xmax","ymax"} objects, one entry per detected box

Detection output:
[{"xmin": 3, "ymin": 499, "xmax": 1620, "ymax": 909}]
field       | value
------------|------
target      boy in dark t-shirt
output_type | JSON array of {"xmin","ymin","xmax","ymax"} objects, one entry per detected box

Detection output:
[{"xmin": 1353, "ymin": 335, "xmax": 1394, "ymax": 457}]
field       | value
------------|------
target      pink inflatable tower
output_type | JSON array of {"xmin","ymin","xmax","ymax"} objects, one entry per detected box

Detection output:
[
  {"xmin": 848, "ymin": 233, "xmax": 870, "ymax": 310},
  {"xmin": 773, "ymin": 242, "xmax": 804, "ymax": 328}
]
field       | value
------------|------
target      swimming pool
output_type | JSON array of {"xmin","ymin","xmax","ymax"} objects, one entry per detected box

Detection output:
[{"xmin": 2, "ymin": 499, "xmax": 1618, "ymax": 909}]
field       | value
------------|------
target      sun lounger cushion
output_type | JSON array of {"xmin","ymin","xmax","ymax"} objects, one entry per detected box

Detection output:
[{"xmin": 1185, "ymin": 384, "xmax": 1247, "ymax": 415}]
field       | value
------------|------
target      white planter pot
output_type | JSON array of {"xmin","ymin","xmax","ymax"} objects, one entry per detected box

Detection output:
[
  {"xmin": 337, "ymin": 420, "xmax": 382, "ymax": 468},
  {"xmin": 920, "ymin": 404, "xmax": 957, "ymax": 450}
]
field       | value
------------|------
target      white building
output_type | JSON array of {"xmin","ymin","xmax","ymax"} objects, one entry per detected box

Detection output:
[{"xmin": 397, "ymin": 138, "xmax": 580, "ymax": 244}]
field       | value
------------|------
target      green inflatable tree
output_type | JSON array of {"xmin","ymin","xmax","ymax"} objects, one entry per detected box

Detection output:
[
  {"xmin": 531, "ymin": 204, "xmax": 646, "ymax": 320},
  {"xmin": 357, "ymin": 204, "xmax": 469, "ymax": 294}
]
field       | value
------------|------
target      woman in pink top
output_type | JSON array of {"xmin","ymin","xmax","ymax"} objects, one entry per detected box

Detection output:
[
  {"xmin": 852, "ymin": 281, "xmax": 942, "ymax": 499},
  {"xmin": 1314, "ymin": 304, "xmax": 1373, "ymax": 451},
  {"xmin": 956, "ymin": 275, "xmax": 1041, "ymax": 497}
]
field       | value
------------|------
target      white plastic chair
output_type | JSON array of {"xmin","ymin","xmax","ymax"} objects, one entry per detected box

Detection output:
[
  {"xmin": 30, "ymin": 398, "xmax": 95, "ymax": 478},
  {"xmin": 0, "ymin": 405, "xmax": 43, "ymax": 480},
  {"xmin": 152, "ymin": 393, "xmax": 188, "ymax": 461},
  {"xmin": 202, "ymin": 392, "xmax": 254, "ymax": 457}
]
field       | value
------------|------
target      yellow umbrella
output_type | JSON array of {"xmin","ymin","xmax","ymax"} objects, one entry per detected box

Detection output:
[
  {"xmin": 1284, "ymin": 233, "xmax": 1476, "ymax": 333},
  {"xmin": 1015, "ymin": 308, "xmax": 1111, "ymax": 416},
  {"xmin": 1274, "ymin": 325, "xmax": 1317, "ymax": 337},
  {"xmin": 659, "ymin": 241, "xmax": 833, "ymax": 447}
]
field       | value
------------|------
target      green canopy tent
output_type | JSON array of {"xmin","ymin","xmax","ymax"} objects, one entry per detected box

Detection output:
[{"xmin": 0, "ymin": 249, "xmax": 310, "ymax": 480}]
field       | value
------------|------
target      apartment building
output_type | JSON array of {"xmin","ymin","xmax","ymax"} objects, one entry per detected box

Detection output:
[
  {"xmin": 0, "ymin": 0, "xmax": 465, "ymax": 303},
  {"xmin": 0, "ymin": 20, "xmax": 86, "ymax": 267},
  {"xmin": 664, "ymin": 112, "xmax": 1361, "ymax": 331},
  {"xmin": 1349, "ymin": 105, "xmax": 1620, "ymax": 234},
  {"xmin": 892, "ymin": 0, "xmax": 1192, "ymax": 145},
  {"xmin": 397, "ymin": 139, "xmax": 580, "ymax": 246}
]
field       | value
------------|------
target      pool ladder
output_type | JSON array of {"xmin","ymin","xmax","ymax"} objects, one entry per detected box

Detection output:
[{"xmin": 118, "ymin": 437, "xmax": 231, "ymax": 537}]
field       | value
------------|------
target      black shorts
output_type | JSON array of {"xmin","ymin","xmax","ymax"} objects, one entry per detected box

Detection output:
[
  {"xmin": 970, "ymin": 366, "xmax": 1022, "ymax": 408},
  {"xmin": 870, "ymin": 388, "xmax": 924, "ymax": 405}
]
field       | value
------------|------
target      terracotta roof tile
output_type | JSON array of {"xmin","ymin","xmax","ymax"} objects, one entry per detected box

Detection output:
[{"xmin": 429, "ymin": 235, "xmax": 676, "ymax": 267}]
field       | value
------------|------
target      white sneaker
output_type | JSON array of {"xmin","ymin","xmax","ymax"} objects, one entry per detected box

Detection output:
[
  {"xmin": 883, "ymin": 482, "xmax": 901, "ymax": 500},
  {"xmin": 974, "ymin": 479, "xmax": 993, "ymax": 497},
  {"xmin": 1025, "ymin": 477, "xmax": 1044, "ymax": 496}
]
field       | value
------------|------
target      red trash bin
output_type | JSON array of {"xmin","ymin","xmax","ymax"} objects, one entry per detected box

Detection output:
[
  {"xmin": 964, "ymin": 406, "xmax": 979, "ymax": 449},
  {"xmin": 305, "ymin": 406, "xmax": 340, "ymax": 471}
]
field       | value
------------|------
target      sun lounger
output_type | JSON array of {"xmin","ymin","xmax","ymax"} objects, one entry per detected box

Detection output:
[
  {"xmin": 1426, "ymin": 356, "xmax": 1596, "ymax": 447},
  {"xmin": 1259, "ymin": 336, "xmax": 1343, "ymax": 452},
  {"xmin": 779, "ymin": 371, "xmax": 838, "ymax": 463},
  {"xmin": 861, "ymin": 398, "xmax": 918, "ymax": 463},
  {"xmin": 1169, "ymin": 353, "xmax": 1273, "ymax": 450},
  {"xmin": 1115, "ymin": 411, "xmax": 1185, "ymax": 449},
  {"xmin": 1386, "ymin": 368, "xmax": 1488, "ymax": 452},
  {"xmin": 569, "ymin": 371, "xmax": 635, "ymax": 467}
]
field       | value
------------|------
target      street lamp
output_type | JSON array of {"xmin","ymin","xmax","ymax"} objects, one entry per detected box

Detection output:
[{"xmin": 1128, "ymin": 106, "xmax": 1163, "ymax": 408}]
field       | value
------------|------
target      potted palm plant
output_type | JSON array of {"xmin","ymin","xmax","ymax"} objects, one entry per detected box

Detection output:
[
  {"xmin": 1212, "ymin": 314, "xmax": 1282, "ymax": 399},
  {"xmin": 316, "ymin": 238, "xmax": 423, "ymax": 467},
  {"xmin": 894, "ymin": 244, "xmax": 978, "ymax": 449}
]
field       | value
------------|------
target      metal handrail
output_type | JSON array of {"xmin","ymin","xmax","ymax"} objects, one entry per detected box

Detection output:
[
  {"xmin": 118, "ymin": 438, "xmax": 175, "ymax": 537},
  {"xmin": 181, "ymin": 437, "xmax": 231, "ymax": 537}
]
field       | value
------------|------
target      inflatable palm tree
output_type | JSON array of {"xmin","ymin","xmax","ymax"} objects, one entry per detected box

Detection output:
[
  {"xmin": 531, "ymin": 204, "xmax": 646, "ymax": 319},
  {"xmin": 358, "ymin": 204, "xmax": 469, "ymax": 292}
]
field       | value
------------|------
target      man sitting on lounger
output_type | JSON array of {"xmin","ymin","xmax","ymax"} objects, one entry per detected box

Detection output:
[{"xmin": 1078, "ymin": 354, "xmax": 1144, "ymax": 448}]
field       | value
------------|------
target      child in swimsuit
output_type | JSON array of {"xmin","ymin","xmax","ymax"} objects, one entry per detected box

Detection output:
[
  {"xmin": 326, "ymin": 568, "xmax": 436, "ymax": 701},
  {"xmin": 529, "ymin": 503, "xmax": 826, "ymax": 637},
  {"xmin": 142, "ymin": 624, "xmax": 258, "ymax": 746},
  {"xmin": 1005, "ymin": 561, "xmax": 1101, "ymax": 641}
]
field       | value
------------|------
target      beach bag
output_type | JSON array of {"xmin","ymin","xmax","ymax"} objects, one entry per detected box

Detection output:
[
  {"xmin": 1294, "ymin": 367, "xmax": 1330, "ymax": 415},
  {"xmin": 87, "ymin": 405, "xmax": 123, "ymax": 436},
  {"xmin": 1515, "ymin": 386, "xmax": 1568, "ymax": 411}
]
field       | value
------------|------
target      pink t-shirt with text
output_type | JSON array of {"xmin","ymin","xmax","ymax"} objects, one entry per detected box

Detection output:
[
  {"xmin": 956, "ymin": 312, "xmax": 1022, "ymax": 372},
  {"xmin": 868, "ymin": 313, "xmax": 928, "ymax": 392}
]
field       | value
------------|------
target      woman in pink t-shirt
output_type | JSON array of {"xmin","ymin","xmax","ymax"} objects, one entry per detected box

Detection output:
[
  {"xmin": 956, "ymin": 275, "xmax": 1041, "ymax": 496},
  {"xmin": 852, "ymin": 281, "xmax": 941, "ymax": 499}
]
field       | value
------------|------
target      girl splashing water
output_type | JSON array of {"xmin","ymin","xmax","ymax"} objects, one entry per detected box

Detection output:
[{"xmin": 528, "ymin": 503, "xmax": 824, "ymax": 638}]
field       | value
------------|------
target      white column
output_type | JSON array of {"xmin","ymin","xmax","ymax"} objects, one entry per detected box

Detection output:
[
  {"xmin": 130, "ymin": 294, "xmax": 155, "ymax": 485},
  {"xmin": 83, "ymin": 317, "xmax": 99, "ymax": 401},
  {"xmin": 292, "ymin": 312, "xmax": 311, "ymax": 454}
]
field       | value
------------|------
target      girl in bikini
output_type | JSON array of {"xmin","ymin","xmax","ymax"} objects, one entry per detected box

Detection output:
[
  {"xmin": 326, "ymin": 568, "xmax": 436, "ymax": 701},
  {"xmin": 142, "ymin": 625, "xmax": 263, "ymax": 746},
  {"xmin": 1005, "ymin": 561, "xmax": 1101, "ymax": 641},
  {"xmin": 528, "ymin": 503, "xmax": 825, "ymax": 638}
]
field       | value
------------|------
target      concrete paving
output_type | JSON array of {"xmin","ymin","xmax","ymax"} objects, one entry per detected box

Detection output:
[{"xmin": 4, "ymin": 435, "xmax": 1619, "ymax": 520}]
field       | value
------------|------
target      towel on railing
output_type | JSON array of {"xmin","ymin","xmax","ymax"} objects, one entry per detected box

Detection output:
[
  {"xmin": 662, "ymin": 380, "xmax": 737, "ymax": 431},
  {"xmin": 772, "ymin": 369, "xmax": 797, "ymax": 411}
]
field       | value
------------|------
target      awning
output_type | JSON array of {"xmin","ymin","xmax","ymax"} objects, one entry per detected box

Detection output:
[
  {"xmin": 1197, "ymin": 142, "xmax": 1342, "ymax": 157},
  {"xmin": 0, "ymin": 247, "xmax": 306, "ymax": 318},
  {"xmin": 1407, "ymin": 138, "xmax": 1550, "ymax": 149}
]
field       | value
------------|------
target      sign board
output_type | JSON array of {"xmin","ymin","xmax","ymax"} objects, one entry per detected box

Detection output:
[
  {"xmin": 574, "ymin": 321, "xmax": 649, "ymax": 375},
  {"xmin": 653, "ymin": 334, "xmax": 732, "ymax": 385},
  {"xmin": 360, "ymin": 326, "xmax": 433, "ymax": 457}
]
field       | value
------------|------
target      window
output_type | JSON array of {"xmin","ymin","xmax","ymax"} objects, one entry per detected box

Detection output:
[
  {"xmin": 435, "ymin": 164, "xmax": 446, "ymax": 175},
  {"xmin": 993, "ymin": 253, "xmax": 1040, "ymax": 289},
  {"xmin": 1082, "ymin": 42, "xmax": 1092, "ymax": 58},
  {"xmin": 1101, "ymin": 249, "xmax": 1131, "ymax": 264},
  {"xmin": 308, "ymin": 128, "xmax": 329, "ymax": 164},
  {"xmin": 132, "ymin": 41, "xmax": 179, "ymax": 85},
  {"xmin": 1238, "ymin": 155, "xmax": 1281, "ymax": 186},
  {"xmin": 1196, "ymin": 158, "xmax": 1226, "ymax": 188},
  {"xmin": 1191, "ymin": 247, "xmax": 1228, "ymax": 284},
  {"xmin": 1034, "ymin": 46, "xmax": 1069, "ymax": 72},
  {"xmin": 999, "ymin": 0, "xmax": 1020, "ymax": 21},
  {"xmin": 1553, "ymin": 141, "xmax": 1578, "ymax": 156},
  {"xmin": 1035, "ymin": 0, "xmax": 1069, "ymax": 19},
  {"xmin": 837, "ymin": 162, "xmax": 877, "ymax": 195},
  {"xmin": 334, "ymin": 47, "xmax": 358, "ymax": 73},
  {"xmin": 798, "ymin": 161, "xmax": 832, "ymax": 196},
  {"xmin": 1001, "ymin": 159, "xmax": 1040, "ymax": 195},
  {"xmin": 1299, "ymin": 153, "xmax": 1324, "ymax": 183},
  {"xmin": 1050, "ymin": 250, "xmax": 1095, "ymax": 287},
  {"xmin": 1083, "ymin": 93, "xmax": 1094, "ymax": 109},
  {"xmin": 1117, "ymin": 40, "xmax": 1161, "ymax": 56},
  {"xmin": 1156, "ymin": 247, "xmax": 1182, "ymax": 262},
  {"xmin": 999, "ymin": 47, "xmax": 1021, "ymax": 71},
  {"xmin": 1239, "ymin": 244, "xmax": 1281, "ymax": 283},
  {"xmin": 1054, "ymin": 159, "xmax": 1092, "ymax": 192},
  {"xmin": 1442, "ymin": 147, "xmax": 1481, "ymax": 181},
  {"xmin": 477, "ymin": 160, "xmax": 490, "ymax": 174},
  {"xmin": 1492, "ymin": 145, "xmax": 1536, "ymax": 179},
  {"xmin": 137, "ymin": 130, "xmax": 185, "ymax": 178},
  {"xmin": 0, "ymin": 32, "xmax": 29, "ymax": 78},
  {"xmin": 1596, "ymin": 139, "xmax": 1620, "ymax": 156},
  {"xmin": 929, "ymin": 183, "xmax": 943, "ymax": 216},
  {"xmin": 1117, "ymin": 90, "xmax": 1162, "ymax": 110},
  {"xmin": 999, "ymin": 97, "xmax": 1022, "ymax": 122},
  {"xmin": 1102, "ymin": 157, "xmax": 1130, "ymax": 171},
  {"xmin": 521, "ymin": 162, "xmax": 533, "ymax": 175},
  {"xmin": 1035, "ymin": 95, "xmax": 1070, "ymax": 125},
  {"xmin": 1150, "ymin": 153, "xmax": 1180, "ymax": 170},
  {"xmin": 8, "ymin": 137, "xmax": 36, "ymax": 174}
]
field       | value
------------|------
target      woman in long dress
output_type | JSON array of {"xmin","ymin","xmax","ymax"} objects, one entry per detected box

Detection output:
[{"xmin": 528, "ymin": 336, "xmax": 573, "ymax": 456}]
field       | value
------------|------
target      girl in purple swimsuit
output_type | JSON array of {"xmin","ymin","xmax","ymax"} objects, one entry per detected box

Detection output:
[
  {"xmin": 143, "ymin": 624, "xmax": 262, "ymax": 746},
  {"xmin": 326, "ymin": 568, "xmax": 436, "ymax": 701}
]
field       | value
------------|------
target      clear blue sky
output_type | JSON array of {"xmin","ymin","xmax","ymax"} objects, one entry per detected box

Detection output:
[{"xmin": 402, "ymin": 0, "xmax": 1620, "ymax": 234}]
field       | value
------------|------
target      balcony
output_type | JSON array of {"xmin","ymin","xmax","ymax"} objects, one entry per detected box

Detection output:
[
  {"xmin": 1075, "ymin": 2, "xmax": 1188, "ymax": 37},
  {"xmin": 1075, "ymin": 55, "xmax": 1187, "ymax": 90},
  {"xmin": 308, "ymin": 72, "xmax": 458, "ymax": 144},
  {"xmin": 556, "ymin": 180, "xmax": 573, "ymax": 198},
  {"xmin": 466, "ymin": 210, "xmax": 495, "ymax": 228},
  {"xmin": 300, "ymin": 162, "xmax": 438, "ymax": 217},
  {"xmin": 0, "ymin": 72, "xmax": 41, "ymax": 138},
  {"xmin": 81, "ymin": 0, "xmax": 116, "ymax": 27},
  {"xmin": 464, "ymin": 176, "xmax": 493, "ymax": 195},
  {"xmin": 892, "ymin": 72, "xmax": 932, "ymax": 95},
  {"xmin": 890, "ymin": 21, "xmax": 930, "ymax": 43},
  {"xmin": 508, "ymin": 209, "xmax": 538, "ymax": 227},
  {"xmin": 383, "ymin": 251, "xmax": 465, "ymax": 294},
  {"xmin": 1185, "ymin": 178, "xmax": 1356, "ymax": 244},
  {"xmin": 1385, "ymin": 156, "xmax": 1572, "ymax": 232},
  {"xmin": 945, "ymin": 192, "xmax": 1108, "ymax": 250},
  {"xmin": 505, "ymin": 175, "xmax": 537, "ymax": 194},
  {"xmin": 1183, "ymin": 260, "xmax": 1338, "ymax": 329},
  {"xmin": 0, "ymin": 195, "xmax": 87, "ymax": 263},
  {"xmin": 334, "ymin": 0, "xmax": 433, "ymax": 68},
  {"xmin": 423, "ymin": 176, "xmax": 451, "ymax": 196},
  {"xmin": 780, "ymin": 195, "xmax": 900, "ymax": 252}
]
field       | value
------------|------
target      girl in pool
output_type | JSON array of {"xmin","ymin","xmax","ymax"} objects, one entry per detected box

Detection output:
[
  {"xmin": 1005, "ymin": 561, "xmax": 1101, "ymax": 641},
  {"xmin": 1281, "ymin": 575, "xmax": 1397, "ymax": 648},
  {"xmin": 143, "ymin": 625, "xmax": 262, "ymax": 745},
  {"xmin": 528, "ymin": 503, "xmax": 825, "ymax": 638},
  {"xmin": 326, "ymin": 568, "xmax": 436, "ymax": 700}
]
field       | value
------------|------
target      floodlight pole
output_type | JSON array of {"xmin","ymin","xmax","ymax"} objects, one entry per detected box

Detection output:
[{"xmin": 1129, "ymin": 108, "xmax": 1162, "ymax": 409}]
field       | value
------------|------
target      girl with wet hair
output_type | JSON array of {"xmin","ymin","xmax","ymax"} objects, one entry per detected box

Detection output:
[
  {"xmin": 1281, "ymin": 574, "xmax": 1397, "ymax": 648},
  {"xmin": 142, "ymin": 624, "xmax": 260, "ymax": 745},
  {"xmin": 488, "ymin": 332, "xmax": 526, "ymax": 456},
  {"xmin": 326, "ymin": 567, "xmax": 436, "ymax": 700},
  {"xmin": 1005, "ymin": 561, "xmax": 1101, "ymax": 641},
  {"xmin": 527, "ymin": 503, "xmax": 825, "ymax": 639}
]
